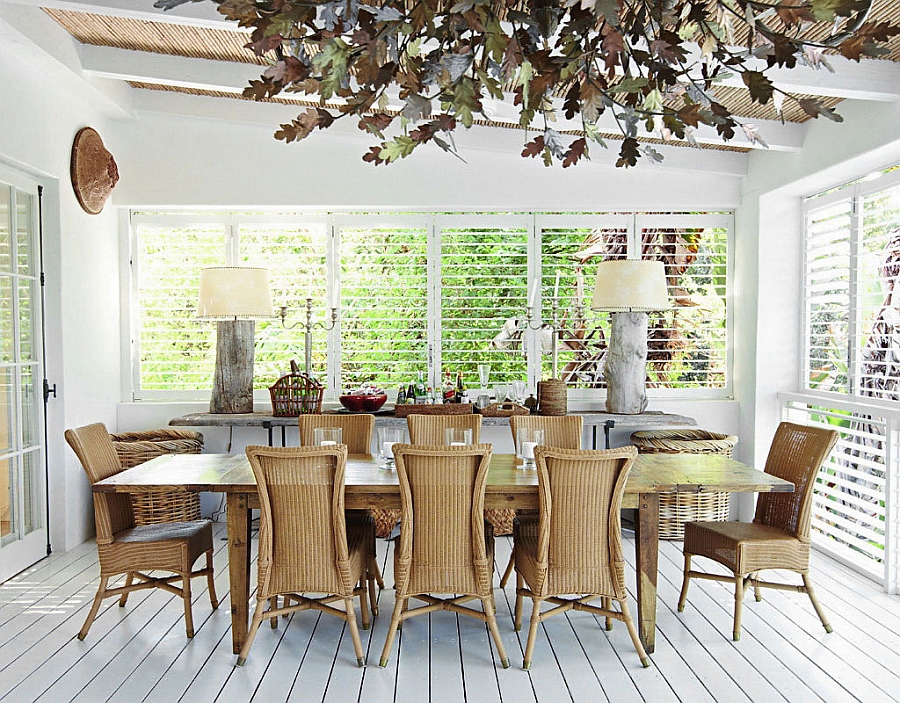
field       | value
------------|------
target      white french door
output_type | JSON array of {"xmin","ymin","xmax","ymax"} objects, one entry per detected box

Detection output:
[{"xmin": 0, "ymin": 164, "xmax": 45, "ymax": 582}]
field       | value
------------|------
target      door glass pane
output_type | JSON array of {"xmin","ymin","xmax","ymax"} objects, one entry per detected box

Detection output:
[
  {"xmin": 0, "ymin": 186, "xmax": 10, "ymax": 273},
  {"xmin": 16, "ymin": 190, "xmax": 33, "ymax": 276},
  {"xmin": 19, "ymin": 277, "xmax": 34, "ymax": 362},
  {"xmin": 1, "ymin": 455, "xmax": 14, "ymax": 540},
  {"xmin": 21, "ymin": 366, "xmax": 38, "ymax": 449},
  {"xmin": 0, "ymin": 275, "xmax": 11, "ymax": 363},
  {"xmin": 0, "ymin": 366, "xmax": 12, "ymax": 454},
  {"xmin": 23, "ymin": 449, "xmax": 40, "ymax": 534}
]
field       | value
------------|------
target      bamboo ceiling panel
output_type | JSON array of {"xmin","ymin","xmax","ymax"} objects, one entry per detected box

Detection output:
[{"xmin": 44, "ymin": 8, "xmax": 265, "ymax": 65}]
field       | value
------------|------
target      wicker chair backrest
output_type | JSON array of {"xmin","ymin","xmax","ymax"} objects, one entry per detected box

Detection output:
[
  {"xmin": 392, "ymin": 444, "xmax": 493, "ymax": 597},
  {"xmin": 65, "ymin": 423, "xmax": 134, "ymax": 545},
  {"xmin": 754, "ymin": 422, "xmax": 839, "ymax": 538},
  {"xmin": 406, "ymin": 414, "xmax": 482, "ymax": 444},
  {"xmin": 246, "ymin": 444, "xmax": 354, "ymax": 597},
  {"xmin": 532, "ymin": 445, "xmax": 636, "ymax": 599},
  {"xmin": 298, "ymin": 413, "xmax": 375, "ymax": 456},
  {"xmin": 509, "ymin": 415, "xmax": 583, "ymax": 450}
]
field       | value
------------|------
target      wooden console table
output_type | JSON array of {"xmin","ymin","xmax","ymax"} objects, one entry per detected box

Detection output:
[{"xmin": 169, "ymin": 409, "xmax": 696, "ymax": 449}]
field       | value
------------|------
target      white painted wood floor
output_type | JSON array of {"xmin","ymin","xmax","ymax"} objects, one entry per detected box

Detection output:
[{"xmin": 2, "ymin": 521, "xmax": 899, "ymax": 703}]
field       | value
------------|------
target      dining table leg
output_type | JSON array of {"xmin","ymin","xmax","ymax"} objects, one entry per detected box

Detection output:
[
  {"xmin": 227, "ymin": 492, "xmax": 252, "ymax": 654},
  {"xmin": 635, "ymin": 492, "xmax": 659, "ymax": 654}
]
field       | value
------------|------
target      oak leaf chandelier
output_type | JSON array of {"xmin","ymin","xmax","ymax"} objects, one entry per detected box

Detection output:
[{"xmin": 157, "ymin": 0, "xmax": 899, "ymax": 167}]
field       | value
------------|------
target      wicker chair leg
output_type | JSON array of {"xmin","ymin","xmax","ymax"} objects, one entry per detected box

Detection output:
[
  {"xmin": 206, "ymin": 551, "xmax": 219, "ymax": 610},
  {"xmin": 803, "ymin": 573, "xmax": 833, "ymax": 634},
  {"xmin": 732, "ymin": 574, "xmax": 744, "ymax": 641},
  {"xmin": 522, "ymin": 598, "xmax": 542, "ymax": 670},
  {"xmin": 182, "ymin": 575, "xmax": 194, "ymax": 639},
  {"xmin": 499, "ymin": 549, "xmax": 515, "ymax": 588},
  {"xmin": 371, "ymin": 556, "xmax": 385, "ymax": 590},
  {"xmin": 677, "ymin": 554, "xmax": 692, "ymax": 612},
  {"xmin": 514, "ymin": 572, "xmax": 524, "ymax": 631},
  {"xmin": 344, "ymin": 597, "xmax": 366, "ymax": 667},
  {"xmin": 270, "ymin": 597, "xmax": 279, "ymax": 628},
  {"xmin": 379, "ymin": 597, "xmax": 406, "ymax": 667},
  {"xmin": 619, "ymin": 599, "xmax": 651, "ymax": 668},
  {"xmin": 602, "ymin": 597, "xmax": 613, "ymax": 631},
  {"xmin": 78, "ymin": 576, "xmax": 109, "ymax": 640},
  {"xmin": 237, "ymin": 599, "xmax": 267, "ymax": 666},
  {"xmin": 358, "ymin": 581, "xmax": 371, "ymax": 631},
  {"xmin": 367, "ymin": 567, "xmax": 379, "ymax": 617},
  {"xmin": 118, "ymin": 573, "xmax": 134, "ymax": 607},
  {"xmin": 751, "ymin": 572, "xmax": 762, "ymax": 602},
  {"xmin": 482, "ymin": 596, "xmax": 510, "ymax": 668}
]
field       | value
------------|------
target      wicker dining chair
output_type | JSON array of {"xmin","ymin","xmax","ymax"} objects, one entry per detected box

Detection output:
[
  {"xmin": 499, "ymin": 415, "xmax": 584, "ymax": 586},
  {"xmin": 240, "ymin": 444, "xmax": 376, "ymax": 667},
  {"xmin": 513, "ymin": 445, "xmax": 649, "ymax": 669},
  {"xmin": 379, "ymin": 444, "xmax": 510, "ymax": 669},
  {"xmin": 677, "ymin": 421, "xmax": 839, "ymax": 641},
  {"xmin": 64, "ymin": 423, "xmax": 218, "ymax": 640},
  {"xmin": 406, "ymin": 413, "xmax": 483, "ymax": 444},
  {"xmin": 298, "ymin": 413, "xmax": 375, "ymax": 455},
  {"xmin": 297, "ymin": 413, "xmax": 384, "ymax": 603}
]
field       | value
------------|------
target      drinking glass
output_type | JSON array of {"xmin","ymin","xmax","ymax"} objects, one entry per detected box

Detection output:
[
  {"xmin": 378, "ymin": 426, "xmax": 405, "ymax": 469},
  {"xmin": 478, "ymin": 364, "xmax": 491, "ymax": 389},
  {"xmin": 313, "ymin": 427, "xmax": 342, "ymax": 446},
  {"xmin": 512, "ymin": 380, "xmax": 526, "ymax": 404},
  {"xmin": 515, "ymin": 428, "xmax": 545, "ymax": 470},
  {"xmin": 444, "ymin": 427, "xmax": 473, "ymax": 446},
  {"xmin": 494, "ymin": 384, "xmax": 509, "ymax": 402}
]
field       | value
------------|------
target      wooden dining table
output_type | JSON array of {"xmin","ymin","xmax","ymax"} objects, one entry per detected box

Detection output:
[{"xmin": 92, "ymin": 451, "xmax": 793, "ymax": 656}]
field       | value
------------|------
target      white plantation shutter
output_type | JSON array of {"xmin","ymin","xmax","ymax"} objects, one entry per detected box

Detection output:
[
  {"xmin": 132, "ymin": 215, "xmax": 226, "ymax": 395},
  {"xmin": 437, "ymin": 215, "xmax": 530, "ymax": 387},
  {"xmin": 336, "ymin": 217, "xmax": 429, "ymax": 392},
  {"xmin": 638, "ymin": 214, "xmax": 731, "ymax": 392},
  {"xmin": 238, "ymin": 219, "xmax": 329, "ymax": 383},
  {"xmin": 803, "ymin": 197, "xmax": 853, "ymax": 395},
  {"xmin": 536, "ymin": 216, "xmax": 630, "ymax": 389}
]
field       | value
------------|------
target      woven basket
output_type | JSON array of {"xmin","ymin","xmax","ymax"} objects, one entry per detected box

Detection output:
[
  {"xmin": 478, "ymin": 402, "xmax": 528, "ymax": 417},
  {"xmin": 537, "ymin": 379, "xmax": 566, "ymax": 416},
  {"xmin": 109, "ymin": 429, "xmax": 203, "ymax": 525},
  {"xmin": 393, "ymin": 403, "xmax": 473, "ymax": 417},
  {"xmin": 269, "ymin": 372, "xmax": 324, "ymax": 416},
  {"xmin": 630, "ymin": 429, "xmax": 738, "ymax": 540}
]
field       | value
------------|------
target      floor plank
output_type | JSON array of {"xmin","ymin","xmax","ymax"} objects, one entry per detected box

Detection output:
[{"xmin": 2, "ymin": 526, "xmax": 899, "ymax": 703}]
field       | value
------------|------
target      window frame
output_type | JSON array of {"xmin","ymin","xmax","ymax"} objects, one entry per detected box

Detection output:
[{"xmin": 124, "ymin": 209, "xmax": 734, "ymax": 403}]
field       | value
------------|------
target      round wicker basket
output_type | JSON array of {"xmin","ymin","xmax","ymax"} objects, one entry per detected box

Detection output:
[
  {"xmin": 109, "ymin": 429, "xmax": 204, "ymax": 525},
  {"xmin": 630, "ymin": 429, "xmax": 738, "ymax": 540}
]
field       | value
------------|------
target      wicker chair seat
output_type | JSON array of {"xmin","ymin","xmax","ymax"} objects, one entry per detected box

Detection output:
[
  {"xmin": 683, "ymin": 521, "xmax": 810, "ymax": 575},
  {"xmin": 99, "ymin": 520, "xmax": 213, "ymax": 576}
]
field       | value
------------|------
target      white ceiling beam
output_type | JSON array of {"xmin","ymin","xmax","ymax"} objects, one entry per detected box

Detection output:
[
  {"xmin": 80, "ymin": 43, "xmax": 261, "ymax": 92},
  {"xmin": 82, "ymin": 44, "xmax": 806, "ymax": 152},
  {"xmin": 683, "ymin": 47, "xmax": 900, "ymax": 103}
]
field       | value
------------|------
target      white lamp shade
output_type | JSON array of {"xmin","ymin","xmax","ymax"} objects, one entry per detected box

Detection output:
[
  {"xmin": 591, "ymin": 259, "xmax": 669, "ymax": 312},
  {"xmin": 197, "ymin": 267, "xmax": 275, "ymax": 319}
]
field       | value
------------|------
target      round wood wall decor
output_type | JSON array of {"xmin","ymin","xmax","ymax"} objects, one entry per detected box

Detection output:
[{"xmin": 70, "ymin": 127, "xmax": 119, "ymax": 214}]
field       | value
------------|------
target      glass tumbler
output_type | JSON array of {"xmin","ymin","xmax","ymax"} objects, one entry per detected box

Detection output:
[
  {"xmin": 313, "ymin": 427, "xmax": 342, "ymax": 446},
  {"xmin": 444, "ymin": 427, "xmax": 473, "ymax": 446},
  {"xmin": 378, "ymin": 426, "xmax": 405, "ymax": 469},
  {"xmin": 516, "ymin": 427, "xmax": 545, "ymax": 469}
]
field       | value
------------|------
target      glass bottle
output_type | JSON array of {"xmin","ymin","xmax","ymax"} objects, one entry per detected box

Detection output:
[{"xmin": 397, "ymin": 385, "xmax": 407, "ymax": 405}]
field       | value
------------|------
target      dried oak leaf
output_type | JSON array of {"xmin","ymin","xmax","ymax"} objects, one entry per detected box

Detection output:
[
  {"xmin": 839, "ymin": 22, "xmax": 900, "ymax": 61},
  {"xmin": 562, "ymin": 138, "xmax": 587, "ymax": 168},
  {"xmin": 799, "ymin": 98, "xmax": 844, "ymax": 122},
  {"xmin": 522, "ymin": 135, "xmax": 546, "ymax": 158},
  {"xmin": 775, "ymin": 0, "xmax": 815, "ymax": 26},
  {"xmin": 616, "ymin": 137, "xmax": 641, "ymax": 168},
  {"xmin": 742, "ymin": 70, "xmax": 775, "ymax": 105}
]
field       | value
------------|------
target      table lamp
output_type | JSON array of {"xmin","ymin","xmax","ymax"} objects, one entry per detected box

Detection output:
[
  {"xmin": 591, "ymin": 259, "xmax": 669, "ymax": 414},
  {"xmin": 198, "ymin": 266, "xmax": 274, "ymax": 414}
]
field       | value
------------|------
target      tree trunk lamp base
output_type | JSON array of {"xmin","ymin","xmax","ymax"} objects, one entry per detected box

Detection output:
[
  {"xmin": 210, "ymin": 320, "xmax": 256, "ymax": 414},
  {"xmin": 605, "ymin": 312, "xmax": 649, "ymax": 415}
]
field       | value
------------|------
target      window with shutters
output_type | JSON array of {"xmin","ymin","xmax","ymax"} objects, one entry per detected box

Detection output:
[
  {"xmin": 127, "ymin": 210, "xmax": 732, "ymax": 401},
  {"xmin": 796, "ymin": 165, "xmax": 900, "ymax": 589}
]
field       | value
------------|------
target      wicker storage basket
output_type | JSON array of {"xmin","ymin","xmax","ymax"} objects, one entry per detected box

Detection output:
[
  {"xmin": 109, "ymin": 429, "xmax": 204, "ymax": 525},
  {"xmin": 269, "ymin": 372, "xmax": 324, "ymax": 416},
  {"xmin": 630, "ymin": 429, "xmax": 738, "ymax": 540}
]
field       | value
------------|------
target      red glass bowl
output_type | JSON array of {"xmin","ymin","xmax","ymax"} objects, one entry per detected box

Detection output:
[{"xmin": 339, "ymin": 394, "xmax": 388, "ymax": 412}]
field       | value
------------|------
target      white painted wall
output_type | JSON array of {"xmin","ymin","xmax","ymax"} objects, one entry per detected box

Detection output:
[
  {"xmin": 735, "ymin": 98, "xmax": 900, "ymax": 518},
  {"xmin": 0, "ymin": 7, "xmax": 124, "ymax": 549}
]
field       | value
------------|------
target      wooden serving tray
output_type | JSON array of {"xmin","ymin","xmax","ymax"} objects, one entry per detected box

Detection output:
[{"xmin": 393, "ymin": 403, "xmax": 474, "ymax": 417}]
